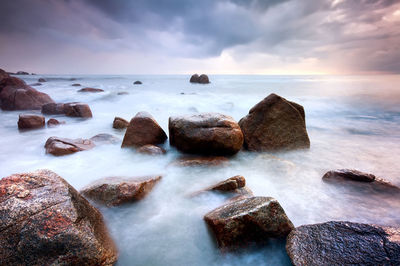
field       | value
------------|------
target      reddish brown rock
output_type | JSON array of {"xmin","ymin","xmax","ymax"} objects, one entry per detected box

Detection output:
[
  {"xmin": 204, "ymin": 196, "xmax": 294, "ymax": 250},
  {"xmin": 169, "ymin": 113, "xmax": 243, "ymax": 155},
  {"xmin": 198, "ymin": 74, "xmax": 210, "ymax": 84},
  {"xmin": 121, "ymin": 112, "xmax": 167, "ymax": 147},
  {"xmin": 211, "ymin": 175, "xmax": 246, "ymax": 192},
  {"xmin": 78, "ymin": 87, "xmax": 104, "ymax": 93},
  {"xmin": 81, "ymin": 175, "xmax": 162, "ymax": 206},
  {"xmin": 90, "ymin": 133, "xmax": 119, "ymax": 144},
  {"xmin": 0, "ymin": 77, "xmax": 54, "ymax": 110},
  {"xmin": 18, "ymin": 114, "xmax": 45, "ymax": 130},
  {"xmin": 323, "ymin": 169, "xmax": 375, "ymax": 182},
  {"xmin": 239, "ymin": 93, "xmax": 310, "ymax": 151},
  {"xmin": 45, "ymin": 137, "xmax": 95, "ymax": 156},
  {"xmin": 172, "ymin": 156, "xmax": 229, "ymax": 167},
  {"xmin": 47, "ymin": 118, "xmax": 64, "ymax": 127},
  {"xmin": 137, "ymin": 144, "xmax": 166, "ymax": 155},
  {"xmin": 113, "ymin": 117, "xmax": 129, "ymax": 129},
  {"xmin": 0, "ymin": 169, "xmax": 118, "ymax": 265},
  {"xmin": 190, "ymin": 74, "xmax": 199, "ymax": 83},
  {"xmin": 64, "ymin": 102, "xmax": 93, "ymax": 118},
  {"xmin": 0, "ymin": 68, "xmax": 9, "ymax": 81},
  {"xmin": 41, "ymin": 103, "xmax": 66, "ymax": 115}
]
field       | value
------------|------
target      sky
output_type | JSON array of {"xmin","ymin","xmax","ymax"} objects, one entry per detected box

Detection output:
[{"xmin": 0, "ymin": 0, "xmax": 399, "ymax": 75}]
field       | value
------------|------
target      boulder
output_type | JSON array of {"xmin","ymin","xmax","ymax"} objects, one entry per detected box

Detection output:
[
  {"xmin": 113, "ymin": 117, "xmax": 129, "ymax": 129},
  {"xmin": 71, "ymin": 83, "xmax": 81, "ymax": 86},
  {"xmin": 210, "ymin": 175, "xmax": 246, "ymax": 192},
  {"xmin": 323, "ymin": 169, "xmax": 375, "ymax": 182},
  {"xmin": 133, "ymin": 81, "xmax": 142, "ymax": 85},
  {"xmin": 38, "ymin": 78, "xmax": 46, "ymax": 82},
  {"xmin": 0, "ymin": 169, "xmax": 118, "ymax": 265},
  {"xmin": 190, "ymin": 74, "xmax": 200, "ymax": 83},
  {"xmin": 137, "ymin": 144, "xmax": 166, "ymax": 155},
  {"xmin": 78, "ymin": 87, "xmax": 104, "ymax": 93},
  {"xmin": 121, "ymin": 112, "xmax": 167, "ymax": 147},
  {"xmin": 41, "ymin": 103, "xmax": 66, "ymax": 115},
  {"xmin": 204, "ymin": 196, "xmax": 294, "ymax": 250},
  {"xmin": 45, "ymin": 137, "xmax": 95, "ymax": 156},
  {"xmin": 286, "ymin": 221, "xmax": 400, "ymax": 266},
  {"xmin": 18, "ymin": 114, "xmax": 45, "ymax": 130},
  {"xmin": 198, "ymin": 74, "xmax": 210, "ymax": 84},
  {"xmin": 64, "ymin": 102, "xmax": 93, "ymax": 118},
  {"xmin": 0, "ymin": 68, "xmax": 9, "ymax": 81},
  {"xmin": 81, "ymin": 175, "xmax": 162, "ymax": 206},
  {"xmin": 239, "ymin": 93, "xmax": 310, "ymax": 151},
  {"xmin": 47, "ymin": 118, "xmax": 64, "ymax": 127},
  {"xmin": 90, "ymin": 133, "xmax": 119, "ymax": 144},
  {"xmin": 172, "ymin": 156, "xmax": 229, "ymax": 167},
  {"xmin": 0, "ymin": 77, "xmax": 54, "ymax": 110},
  {"xmin": 169, "ymin": 113, "xmax": 243, "ymax": 155}
]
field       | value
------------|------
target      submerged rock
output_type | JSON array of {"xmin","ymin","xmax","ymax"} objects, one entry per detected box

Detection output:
[
  {"xmin": 204, "ymin": 196, "xmax": 294, "ymax": 250},
  {"xmin": 239, "ymin": 93, "xmax": 310, "ymax": 151},
  {"xmin": 71, "ymin": 83, "xmax": 81, "ymax": 86},
  {"xmin": 30, "ymin": 82, "xmax": 42, "ymax": 86},
  {"xmin": 18, "ymin": 114, "xmax": 45, "ymax": 130},
  {"xmin": 47, "ymin": 118, "xmax": 64, "ymax": 127},
  {"xmin": 90, "ymin": 133, "xmax": 119, "ymax": 144},
  {"xmin": 45, "ymin": 137, "xmax": 95, "ymax": 156},
  {"xmin": 137, "ymin": 144, "xmax": 166, "ymax": 155},
  {"xmin": 169, "ymin": 113, "xmax": 243, "ymax": 155},
  {"xmin": 81, "ymin": 175, "xmax": 162, "ymax": 206},
  {"xmin": 78, "ymin": 87, "xmax": 104, "ymax": 93},
  {"xmin": 133, "ymin": 81, "xmax": 142, "ymax": 85},
  {"xmin": 113, "ymin": 116, "xmax": 129, "ymax": 129},
  {"xmin": 121, "ymin": 112, "xmax": 167, "ymax": 148},
  {"xmin": 64, "ymin": 102, "xmax": 93, "ymax": 118},
  {"xmin": 286, "ymin": 221, "xmax": 400, "ymax": 266},
  {"xmin": 0, "ymin": 169, "xmax": 118, "ymax": 265},
  {"xmin": 172, "ymin": 156, "xmax": 229, "ymax": 167},
  {"xmin": 38, "ymin": 78, "xmax": 46, "ymax": 82}
]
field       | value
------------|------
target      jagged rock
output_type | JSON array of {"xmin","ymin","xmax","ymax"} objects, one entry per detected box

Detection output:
[
  {"xmin": 113, "ymin": 117, "xmax": 129, "ymax": 129},
  {"xmin": 45, "ymin": 137, "xmax": 95, "ymax": 156},
  {"xmin": 137, "ymin": 144, "xmax": 166, "ymax": 155},
  {"xmin": 64, "ymin": 102, "xmax": 93, "ymax": 118},
  {"xmin": 78, "ymin": 87, "xmax": 104, "ymax": 93},
  {"xmin": 18, "ymin": 114, "xmax": 45, "ymax": 130}
]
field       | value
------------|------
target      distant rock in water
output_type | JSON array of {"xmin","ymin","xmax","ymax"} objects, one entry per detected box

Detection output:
[
  {"xmin": 71, "ymin": 83, "xmax": 81, "ymax": 86},
  {"xmin": 286, "ymin": 221, "xmax": 400, "ymax": 266},
  {"xmin": 81, "ymin": 175, "xmax": 162, "ymax": 206},
  {"xmin": 38, "ymin": 78, "xmax": 46, "ymax": 82},
  {"xmin": 190, "ymin": 74, "xmax": 210, "ymax": 84},
  {"xmin": 0, "ymin": 169, "xmax": 118, "ymax": 265},
  {"xmin": 190, "ymin": 74, "xmax": 199, "ymax": 83},
  {"xmin": 113, "ymin": 116, "xmax": 129, "ymax": 129},
  {"xmin": 133, "ymin": 81, "xmax": 142, "ymax": 85},
  {"xmin": 169, "ymin": 113, "xmax": 243, "ymax": 155},
  {"xmin": 137, "ymin": 144, "xmax": 166, "ymax": 155},
  {"xmin": 90, "ymin": 133, "xmax": 119, "ymax": 144},
  {"xmin": 18, "ymin": 114, "xmax": 45, "ymax": 130},
  {"xmin": 78, "ymin": 87, "xmax": 104, "ymax": 93},
  {"xmin": 204, "ymin": 196, "xmax": 294, "ymax": 250},
  {"xmin": 45, "ymin": 137, "xmax": 95, "ymax": 156},
  {"xmin": 30, "ymin": 82, "xmax": 42, "ymax": 86},
  {"xmin": 15, "ymin": 71, "xmax": 29, "ymax": 75},
  {"xmin": 239, "ymin": 93, "xmax": 310, "ymax": 151},
  {"xmin": 64, "ymin": 102, "xmax": 93, "ymax": 118},
  {"xmin": 0, "ymin": 77, "xmax": 54, "ymax": 110},
  {"xmin": 171, "ymin": 156, "xmax": 229, "ymax": 167},
  {"xmin": 47, "ymin": 118, "xmax": 64, "ymax": 127},
  {"xmin": 122, "ymin": 111, "xmax": 167, "ymax": 148}
]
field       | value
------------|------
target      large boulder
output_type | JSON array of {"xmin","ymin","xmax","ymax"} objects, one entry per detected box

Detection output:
[
  {"xmin": 239, "ymin": 93, "xmax": 310, "ymax": 151},
  {"xmin": 113, "ymin": 117, "xmax": 129, "ymax": 129},
  {"xmin": 0, "ymin": 77, "xmax": 54, "ymax": 110},
  {"xmin": 0, "ymin": 169, "xmax": 118, "ymax": 265},
  {"xmin": 81, "ymin": 176, "xmax": 162, "ymax": 206},
  {"xmin": 18, "ymin": 114, "xmax": 45, "ymax": 130},
  {"xmin": 169, "ymin": 113, "xmax": 243, "ymax": 155},
  {"xmin": 45, "ymin": 137, "xmax": 95, "ymax": 156},
  {"xmin": 204, "ymin": 196, "xmax": 294, "ymax": 250},
  {"xmin": 64, "ymin": 102, "xmax": 93, "ymax": 118},
  {"xmin": 190, "ymin": 74, "xmax": 199, "ymax": 83},
  {"xmin": 121, "ymin": 112, "xmax": 167, "ymax": 147},
  {"xmin": 286, "ymin": 221, "xmax": 400, "ymax": 266}
]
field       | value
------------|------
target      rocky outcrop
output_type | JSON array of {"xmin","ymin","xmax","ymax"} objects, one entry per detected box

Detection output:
[
  {"xmin": 113, "ymin": 117, "xmax": 129, "ymax": 129},
  {"xmin": 41, "ymin": 103, "xmax": 66, "ymax": 115},
  {"xmin": 121, "ymin": 112, "xmax": 167, "ymax": 147},
  {"xmin": 18, "ymin": 114, "xmax": 45, "ymax": 130},
  {"xmin": 15, "ymin": 71, "xmax": 29, "ymax": 75},
  {"xmin": 133, "ymin": 81, "xmax": 142, "ymax": 85},
  {"xmin": 90, "ymin": 133, "xmax": 119, "ymax": 144},
  {"xmin": 45, "ymin": 137, "xmax": 95, "ymax": 156},
  {"xmin": 47, "ymin": 118, "xmax": 64, "ymax": 127},
  {"xmin": 239, "ymin": 93, "xmax": 310, "ymax": 151},
  {"xmin": 64, "ymin": 102, "xmax": 93, "ymax": 118},
  {"xmin": 169, "ymin": 113, "xmax": 243, "ymax": 155},
  {"xmin": 204, "ymin": 196, "xmax": 294, "ymax": 250},
  {"xmin": 0, "ymin": 68, "xmax": 9, "ymax": 81},
  {"xmin": 0, "ymin": 169, "xmax": 118, "ymax": 265},
  {"xmin": 0, "ymin": 77, "xmax": 54, "ymax": 110},
  {"xmin": 286, "ymin": 221, "xmax": 400, "ymax": 266},
  {"xmin": 78, "ymin": 87, "xmax": 104, "ymax": 93},
  {"xmin": 172, "ymin": 156, "xmax": 229, "ymax": 167},
  {"xmin": 190, "ymin": 74, "xmax": 210, "ymax": 84},
  {"xmin": 81, "ymin": 175, "xmax": 162, "ymax": 206},
  {"xmin": 38, "ymin": 78, "xmax": 46, "ymax": 82},
  {"xmin": 137, "ymin": 144, "xmax": 166, "ymax": 155}
]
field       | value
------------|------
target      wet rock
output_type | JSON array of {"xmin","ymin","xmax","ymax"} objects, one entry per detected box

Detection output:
[
  {"xmin": 90, "ymin": 133, "xmax": 119, "ymax": 144},
  {"xmin": 198, "ymin": 74, "xmax": 210, "ymax": 84},
  {"xmin": 0, "ymin": 68, "xmax": 9, "ymax": 81},
  {"xmin": 113, "ymin": 116, "xmax": 129, "ymax": 129},
  {"xmin": 210, "ymin": 175, "xmax": 246, "ymax": 192},
  {"xmin": 45, "ymin": 137, "xmax": 95, "ymax": 156},
  {"xmin": 173, "ymin": 156, "xmax": 229, "ymax": 167},
  {"xmin": 286, "ymin": 221, "xmax": 400, "ymax": 266},
  {"xmin": 137, "ymin": 144, "xmax": 166, "ymax": 155},
  {"xmin": 323, "ymin": 169, "xmax": 375, "ymax": 182},
  {"xmin": 71, "ymin": 83, "xmax": 81, "ymax": 86},
  {"xmin": 38, "ymin": 78, "xmax": 46, "ymax": 82},
  {"xmin": 30, "ymin": 82, "xmax": 42, "ymax": 86},
  {"xmin": 0, "ymin": 169, "xmax": 118, "ymax": 265},
  {"xmin": 0, "ymin": 77, "xmax": 54, "ymax": 110},
  {"xmin": 15, "ymin": 71, "xmax": 29, "ymax": 75},
  {"xmin": 204, "ymin": 196, "xmax": 294, "ymax": 250},
  {"xmin": 169, "ymin": 113, "xmax": 243, "ymax": 155},
  {"xmin": 81, "ymin": 175, "xmax": 162, "ymax": 206},
  {"xmin": 133, "ymin": 81, "xmax": 142, "ymax": 85},
  {"xmin": 41, "ymin": 102, "xmax": 66, "ymax": 115},
  {"xmin": 18, "ymin": 114, "xmax": 45, "ymax": 130},
  {"xmin": 190, "ymin": 74, "xmax": 199, "ymax": 83},
  {"xmin": 122, "ymin": 111, "xmax": 167, "ymax": 147},
  {"xmin": 239, "ymin": 93, "xmax": 310, "ymax": 151},
  {"xmin": 47, "ymin": 118, "xmax": 64, "ymax": 127},
  {"xmin": 117, "ymin": 91, "xmax": 129, "ymax": 95},
  {"xmin": 64, "ymin": 102, "xmax": 93, "ymax": 118},
  {"xmin": 78, "ymin": 87, "xmax": 104, "ymax": 93}
]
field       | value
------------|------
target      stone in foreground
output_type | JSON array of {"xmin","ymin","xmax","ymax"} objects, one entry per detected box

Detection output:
[
  {"xmin": 286, "ymin": 221, "xmax": 400, "ymax": 266},
  {"xmin": 169, "ymin": 113, "xmax": 243, "ymax": 155},
  {"xmin": 113, "ymin": 116, "xmax": 129, "ymax": 129},
  {"xmin": 18, "ymin": 114, "xmax": 45, "ymax": 130},
  {"xmin": 0, "ymin": 169, "xmax": 118, "ymax": 265},
  {"xmin": 204, "ymin": 196, "xmax": 294, "ymax": 250},
  {"xmin": 81, "ymin": 175, "xmax": 162, "ymax": 206},
  {"xmin": 122, "ymin": 111, "xmax": 167, "ymax": 147},
  {"xmin": 211, "ymin": 175, "xmax": 246, "ymax": 192},
  {"xmin": 45, "ymin": 137, "xmax": 95, "ymax": 156},
  {"xmin": 239, "ymin": 93, "xmax": 310, "ymax": 151},
  {"xmin": 137, "ymin": 144, "xmax": 166, "ymax": 155}
]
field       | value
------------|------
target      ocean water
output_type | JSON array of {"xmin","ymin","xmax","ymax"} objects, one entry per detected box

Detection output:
[{"xmin": 1, "ymin": 74, "xmax": 400, "ymax": 265}]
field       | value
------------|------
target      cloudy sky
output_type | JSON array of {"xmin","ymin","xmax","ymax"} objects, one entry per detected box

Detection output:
[{"xmin": 0, "ymin": 0, "xmax": 399, "ymax": 74}]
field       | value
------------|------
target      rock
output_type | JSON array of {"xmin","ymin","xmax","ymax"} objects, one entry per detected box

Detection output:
[
  {"xmin": 30, "ymin": 83, "xmax": 42, "ymax": 86},
  {"xmin": 239, "ymin": 93, "xmax": 310, "ymax": 151},
  {"xmin": 210, "ymin": 175, "xmax": 246, "ymax": 192},
  {"xmin": 0, "ymin": 169, "xmax": 118, "ymax": 265},
  {"xmin": 45, "ymin": 137, "xmax": 95, "ymax": 156},
  {"xmin": 286, "ymin": 221, "xmax": 400, "ymax": 266},
  {"xmin": 133, "ymin": 81, "xmax": 142, "ymax": 85},
  {"xmin": 64, "ymin": 102, "xmax": 93, "ymax": 118},
  {"xmin": 0, "ymin": 68, "xmax": 10, "ymax": 81},
  {"xmin": 90, "ymin": 133, "xmax": 119, "ymax": 144},
  {"xmin": 41, "ymin": 103, "xmax": 66, "ymax": 115},
  {"xmin": 204, "ymin": 196, "xmax": 294, "ymax": 250},
  {"xmin": 81, "ymin": 175, "xmax": 162, "ymax": 206},
  {"xmin": 190, "ymin": 74, "xmax": 199, "ymax": 83},
  {"xmin": 38, "ymin": 78, "xmax": 46, "ymax": 82},
  {"xmin": 16, "ymin": 71, "xmax": 29, "ymax": 75},
  {"xmin": 71, "ymin": 83, "xmax": 81, "ymax": 86},
  {"xmin": 47, "ymin": 118, "xmax": 64, "ymax": 127},
  {"xmin": 137, "ymin": 144, "xmax": 166, "ymax": 155},
  {"xmin": 78, "ymin": 87, "xmax": 104, "ymax": 93},
  {"xmin": 18, "ymin": 114, "xmax": 45, "ymax": 130},
  {"xmin": 117, "ymin": 91, "xmax": 128, "ymax": 95},
  {"xmin": 169, "ymin": 113, "xmax": 243, "ymax": 155},
  {"xmin": 0, "ymin": 77, "xmax": 54, "ymax": 110},
  {"xmin": 172, "ymin": 156, "xmax": 229, "ymax": 167},
  {"xmin": 121, "ymin": 112, "xmax": 167, "ymax": 148},
  {"xmin": 198, "ymin": 74, "xmax": 210, "ymax": 84},
  {"xmin": 113, "ymin": 117, "xmax": 129, "ymax": 129},
  {"xmin": 323, "ymin": 169, "xmax": 375, "ymax": 182}
]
